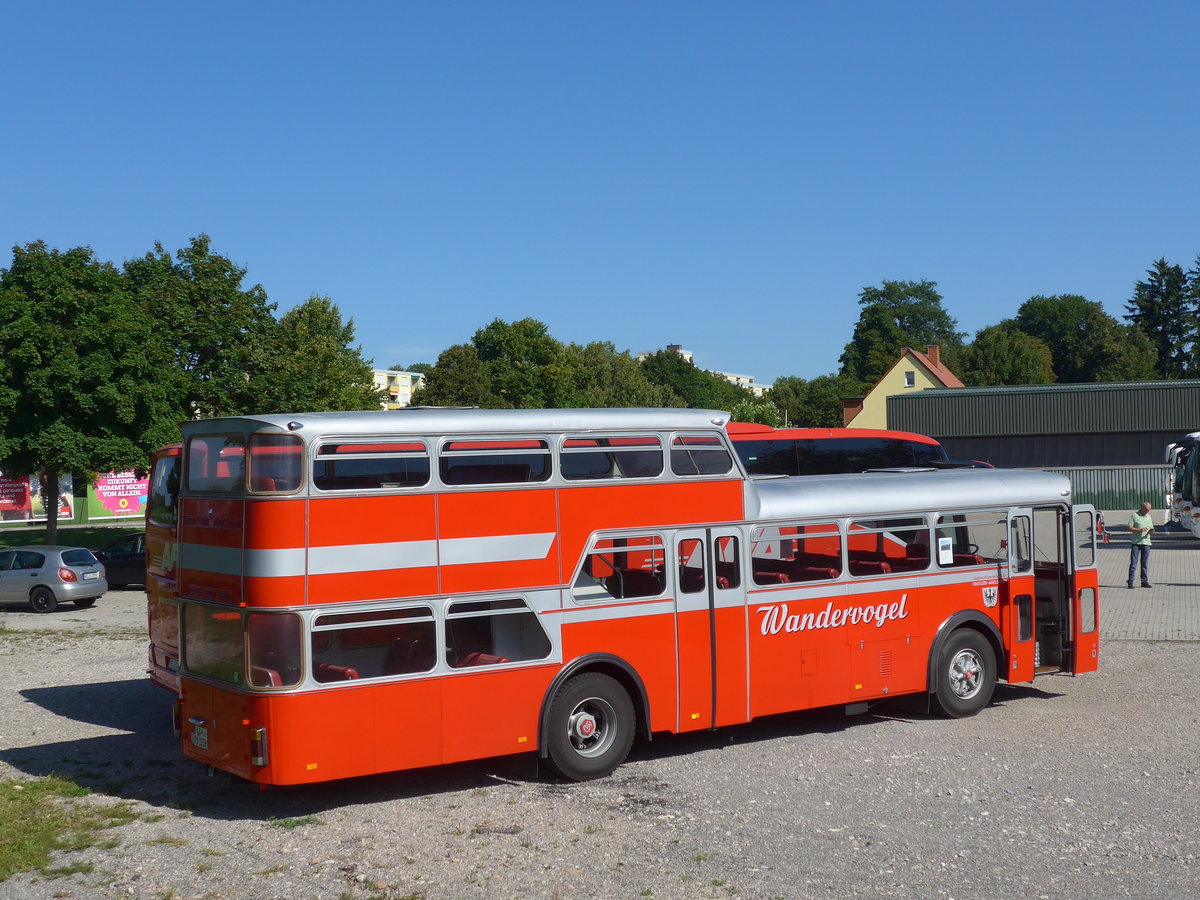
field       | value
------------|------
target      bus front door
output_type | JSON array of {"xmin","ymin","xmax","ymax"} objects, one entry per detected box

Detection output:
[
  {"xmin": 1005, "ymin": 509, "xmax": 1036, "ymax": 683},
  {"xmin": 674, "ymin": 529, "xmax": 748, "ymax": 732},
  {"xmin": 1071, "ymin": 507, "xmax": 1100, "ymax": 675}
]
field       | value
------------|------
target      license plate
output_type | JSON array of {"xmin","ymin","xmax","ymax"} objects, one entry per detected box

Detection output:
[
  {"xmin": 82, "ymin": 571, "xmax": 99, "ymax": 581},
  {"xmin": 191, "ymin": 724, "xmax": 209, "ymax": 750}
]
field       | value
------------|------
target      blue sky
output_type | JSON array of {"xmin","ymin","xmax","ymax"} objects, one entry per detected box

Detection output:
[{"xmin": 5, "ymin": 2, "xmax": 1199, "ymax": 386}]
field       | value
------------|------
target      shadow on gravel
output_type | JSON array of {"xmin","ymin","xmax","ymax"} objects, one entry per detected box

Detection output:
[{"xmin": 4, "ymin": 673, "xmax": 1069, "ymax": 822}]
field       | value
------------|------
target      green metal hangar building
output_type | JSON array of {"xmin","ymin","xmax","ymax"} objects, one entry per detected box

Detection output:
[{"xmin": 887, "ymin": 381, "xmax": 1200, "ymax": 508}]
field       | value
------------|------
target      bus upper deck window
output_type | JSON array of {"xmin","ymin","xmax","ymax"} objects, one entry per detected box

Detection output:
[
  {"xmin": 186, "ymin": 435, "xmax": 245, "ymax": 493},
  {"xmin": 249, "ymin": 433, "xmax": 304, "ymax": 493},
  {"xmin": 561, "ymin": 435, "xmax": 664, "ymax": 481},
  {"xmin": 440, "ymin": 439, "xmax": 551, "ymax": 485},
  {"xmin": 671, "ymin": 434, "xmax": 733, "ymax": 477}
]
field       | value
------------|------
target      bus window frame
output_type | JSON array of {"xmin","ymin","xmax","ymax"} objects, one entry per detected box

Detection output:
[
  {"xmin": 247, "ymin": 433, "xmax": 305, "ymax": 495},
  {"xmin": 185, "ymin": 433, "xmax": 246, "ymax": 494},
  {"xmin": 311, "ymin": 437, "xmax": 432, "ymax": 492}
]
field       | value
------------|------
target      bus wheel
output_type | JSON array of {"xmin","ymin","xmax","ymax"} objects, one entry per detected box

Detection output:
[
  {"xmin": 30, "ymin": 587, "xmax": 58, "ymax": 614},
  {"xmin": 933, "ymin": 629, "xmax": 996, "ymax": 718},
  {"xmin": 546, "ymin": 673, "xmax": 635, "ymax": 781}
]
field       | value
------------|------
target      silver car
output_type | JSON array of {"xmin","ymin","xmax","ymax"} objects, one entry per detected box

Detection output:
[{"xmin": 0, "ymin": 545, "xmax": 107, "ymax": 613}]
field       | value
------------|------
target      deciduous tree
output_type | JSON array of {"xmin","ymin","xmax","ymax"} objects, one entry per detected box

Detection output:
[
  {"xmin": 1015, "ymin": 295, "xmax": 1156, "ymax": 383},
  {"xmin": 259, "ymin": 296, "xmax": 382, "ymax": 412},
  {"xmin": 839, "ymin": 280, "xmax": 965, "ymax": 382},
  {"xmin": 958, "ymin": 322, "xmax": 1056, "ymax": 386},
  {"xmin": 0, "ymin": 242, "xmax": 175, "ymax": 542},
  {"xmin": 124, "ymin": 235, "xmax": 277, "ymax": 419}
]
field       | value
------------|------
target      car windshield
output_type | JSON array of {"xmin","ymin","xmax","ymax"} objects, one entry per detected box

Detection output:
[{"xmin": 61, "ymin": 549, "xmax": 98, "ymax": 565}]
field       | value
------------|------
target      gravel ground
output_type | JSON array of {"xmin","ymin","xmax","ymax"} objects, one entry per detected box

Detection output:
[{"xmin": 1, "ymin": 591, "xmax": 1197, "ymax": 900}]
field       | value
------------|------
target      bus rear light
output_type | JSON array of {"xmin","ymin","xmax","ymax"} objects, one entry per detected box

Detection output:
[{"xmin": 250, "ymin": 727, "xmax": 268, "ymax": 766}]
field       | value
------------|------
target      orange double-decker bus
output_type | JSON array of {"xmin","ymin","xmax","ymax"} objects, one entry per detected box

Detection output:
[{"xmin": 147, "ymin": 408, "xmax": 1099, "ymax": 785}]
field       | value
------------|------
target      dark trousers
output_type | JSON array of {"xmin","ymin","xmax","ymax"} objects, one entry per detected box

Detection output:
[{"xmin": 1128, "ymin": 543, "xmax": 1150, "ymax": 585}]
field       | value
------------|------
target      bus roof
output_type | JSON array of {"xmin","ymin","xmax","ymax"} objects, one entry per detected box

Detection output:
[
  {"xmin": 747, "ymin": 467, "xmax": 1072, "ymax": 521},
  {"xmin": 726, "ymin": 422, "xmax": 940, "ymax": 445},
  {"xmin": 181, "ymin": 407, "xmax": 733, "ymax": 439}
]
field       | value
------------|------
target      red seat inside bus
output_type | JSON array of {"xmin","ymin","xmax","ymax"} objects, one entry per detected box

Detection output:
[{"xmin": 314, "ymin": 662, "xmax": 360, "ymax": 682}]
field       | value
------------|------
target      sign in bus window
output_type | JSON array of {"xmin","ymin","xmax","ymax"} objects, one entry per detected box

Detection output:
[
  {"xmin": 441, "ymin": 439, "xmax": 551, "ymax": 485},
  {"xmin": 670, "ymin": 435, "xmax": 733, "ymax": 477},
  {"xmin": 750, "ymin": 522, "xmax": 842, "ymax": 584},
  {"xmin": 183, "ymin": 604, "xmax": 247, "ymax": 685},
  {"xmin": 311, "ymin": 606, "xmax": 436, "ymax": 680},
  {"xmin": 935, "ymin": 511, "xmax": 1007, "ymax": 569},
  {"xmin": 313, "ymin": 441, "xmax": 430, "ymax": 491},
  {"xmin": 560, "ymin": 435, "xmax": 663, "ymax": 480},
  {"xmin": 573, "ymin": 536, "xmax": 667, "ymax": 602},
  {"xmin": 248, "ymin": 433, "xmax": 303, "ymax": 493},
  {"xmin": 444, "ymin": 598, "xmax": 552, "ymax": 668},
  {"xmin": 186, "ymin": 434, "xmax": 245, "ymax": 493}
]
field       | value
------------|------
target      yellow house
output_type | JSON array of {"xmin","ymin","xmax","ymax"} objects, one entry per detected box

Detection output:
[{"xmin": 842, "ymin": 345, "xmax": 963, "ymax": 429}]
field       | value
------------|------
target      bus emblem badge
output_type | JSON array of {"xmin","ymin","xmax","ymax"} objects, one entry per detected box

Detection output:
[{"xmin": 982, "ymin": 587, "xmax": 998, "ymax": 608}]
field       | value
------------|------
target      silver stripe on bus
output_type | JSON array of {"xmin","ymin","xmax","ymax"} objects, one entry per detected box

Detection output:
[
  {"xmin": 438, "ymin": 532, "xmax": 555, "ymax": 566},
  {"xmin": 180, "ymin": 532, "xmax": 555, "ymax": 578},
  {"xmin": 308, "ymin": 541, "xmax": 438, "ymax": 575}
]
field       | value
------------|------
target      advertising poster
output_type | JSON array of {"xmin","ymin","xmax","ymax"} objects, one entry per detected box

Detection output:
[
  {"xmin": 0, "ymin": 473, "xmax": 33, "ymax": 521},
  {"xmin": 1, "ymin": 472, "xmax": 75, "ymax": 522},
  {"xmin": 87, "ymin": 471, "xmax": 150, "ymax": 520}
]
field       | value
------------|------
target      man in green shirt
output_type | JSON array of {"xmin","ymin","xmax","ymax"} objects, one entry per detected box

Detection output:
[{"xmin": 1127, "ymin": 501, "xmax": 1154, "ymax": 589}]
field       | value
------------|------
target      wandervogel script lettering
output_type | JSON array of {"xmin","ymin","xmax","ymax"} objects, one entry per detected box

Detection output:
[{"xmin": 757, "ymin": 595, "xmax": 909, "ymax": 635}]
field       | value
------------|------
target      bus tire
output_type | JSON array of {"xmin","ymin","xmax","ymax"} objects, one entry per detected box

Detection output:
[
  {"xmin": 933, "ymin": 629, "xmax": 996, "ymax": 718},
  {"xmin": 545, "ymin": 672, "xmax": 635, "ymax": 781}
]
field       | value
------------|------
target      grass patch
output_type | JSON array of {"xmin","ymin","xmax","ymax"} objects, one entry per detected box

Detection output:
[
  {"xmin": 0, "ymin": 775, "xmax": 139, "ymax": 881},
  {"xmin": 267, "ymin": 815, "xmax": 322, "ymax": 829}
]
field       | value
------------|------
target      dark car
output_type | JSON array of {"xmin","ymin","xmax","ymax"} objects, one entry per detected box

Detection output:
[
  {"xmin": 0, "ymin": 545, "xmax": 107, "ymax": 612},
  {"xmin": 91, "ymin": 532, "xmax": 147, "ymax": 588}
]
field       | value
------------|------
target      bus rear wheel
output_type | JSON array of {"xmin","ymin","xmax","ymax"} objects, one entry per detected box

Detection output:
[
  {"xmin": 933, "ymin": 629, "xmax": 996, "ymax": 718},
  {"xmin": 545, "ymin": 673, "xmax": 634, "ymax": 781}
]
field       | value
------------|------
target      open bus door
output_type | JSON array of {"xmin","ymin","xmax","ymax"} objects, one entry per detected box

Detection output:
[
  {"xmin": 1071, "ymin": 506, "xmax": 1100, "ymax": 675},
  {"xmin": 1004, "ymin": 508, "xmax": 1036, "ymax": 684}
]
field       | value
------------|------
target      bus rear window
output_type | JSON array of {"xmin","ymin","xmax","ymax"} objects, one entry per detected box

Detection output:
[
  {"xmin": 186, "ymin": 435, "xmax": 245, "ymax": 493},
  {"xmin": 249, "ymin": 434, "xmax": 303, "ymax": 493}
]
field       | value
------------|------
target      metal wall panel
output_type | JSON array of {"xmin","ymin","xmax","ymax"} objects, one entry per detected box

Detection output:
[
  {"xmin": 1033, "ymin": 465, "xmax": 1172, "ymax": 510},
  {"xmin": 889, "ymin": 381, "xmax": 1200, "ymax": 437}
]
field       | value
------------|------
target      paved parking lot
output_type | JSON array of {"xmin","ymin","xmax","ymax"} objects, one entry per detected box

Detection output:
[{"xmin": 1096, "ymin": 511, "xmax": 1200, "ymax": 641}]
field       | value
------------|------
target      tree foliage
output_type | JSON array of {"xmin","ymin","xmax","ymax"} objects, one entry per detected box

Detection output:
[
  {"xmin": 0, "ymin": 242, "xmax": 176, "ymax": 540},
  {"xmin": 958, "ymin": 322, "xmax": 1056, "ymax": 386},
  {"xmin": 258, "ymin": 296, "xmax": 382, "ymax": 412},
  {"xmin": 766, "ymin": 373, "xmax": 866, "ymax": 427},
  {"xmin": 839, "ymin": 280, "xmax": 965, "ymax": 383},
  {"xmin": 1125, "ymin": 258, "xmax": 1195, "ymax": 379},
  {"xmin": 1015, "ymin": 295, "xmax": 1156, "ymax": 383},
  {"xmin": 124, "ymin": 235, "xmax": 279, "ymax": 420},
  {"xmin": 638, "ymin": 350, "xmax": 750, "ymax": 410}
]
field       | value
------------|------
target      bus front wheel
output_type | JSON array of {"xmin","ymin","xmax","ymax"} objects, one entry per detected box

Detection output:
[
  {"xmin": 933, "ymin": 629, "xmax": 996, "ymax": 718},
  {"xmin": 545, "ymin": 673, "xmax": 635, "ymax": 781}
]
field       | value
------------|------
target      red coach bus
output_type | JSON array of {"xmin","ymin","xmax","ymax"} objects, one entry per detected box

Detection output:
[{"xmin": 150, "ymin": 408, "xmax": 1098, "ymax": 785}]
